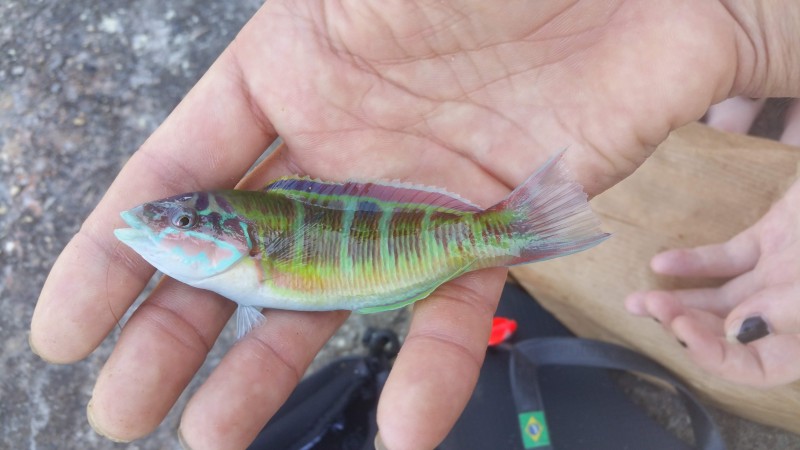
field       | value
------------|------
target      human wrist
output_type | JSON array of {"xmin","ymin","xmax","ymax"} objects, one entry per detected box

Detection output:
[{"xmin": 721, "ymin": 0, "xmax": 800, "ymax": 97}]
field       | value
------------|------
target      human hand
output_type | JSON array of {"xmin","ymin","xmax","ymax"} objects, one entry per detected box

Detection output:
[
  {"xmin": 626, "ymin": 74, "xmax": 800, "ymax": 388},
  {"xmin": 626, "ymin": 175, "xmax": 800, "ymax": 387},
  {"xmin": 30, "ymin": 1, "xmax": 798, "ymax": 448},
  {"xmin": 705, "ymin": 96, "xmax": 800, "ymax": 146}
]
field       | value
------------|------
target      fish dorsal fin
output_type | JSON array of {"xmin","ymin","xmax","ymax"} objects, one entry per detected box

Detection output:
[{"xmin": 263, "ymin": 176, "xmax": 482, "ymax": 212}]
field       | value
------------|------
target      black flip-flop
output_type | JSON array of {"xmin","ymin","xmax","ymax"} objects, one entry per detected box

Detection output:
[
  {"xmin": 249, "ymin": 284, "xmax": 726, "ymax": 450},
  {"xmin": 439, "ymin": 283, "xmax": 725, "ymax": 450}
]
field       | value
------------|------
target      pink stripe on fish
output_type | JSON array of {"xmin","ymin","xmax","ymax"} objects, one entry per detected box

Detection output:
[{"xmin": 264, "ymin": 177, "xmax": 483, "ymax": 212}]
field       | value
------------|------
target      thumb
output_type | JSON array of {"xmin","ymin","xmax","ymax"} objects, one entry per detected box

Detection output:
[
  {"xmin": 779, "ymin": 99, "xmax": 800, "ymax": 146},
  {"xmin": 724, "ymin": 283, "xmax": 800, "ymax": 343}
]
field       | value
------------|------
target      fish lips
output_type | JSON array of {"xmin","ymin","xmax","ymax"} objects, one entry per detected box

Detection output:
[
  {"xmin": 113, "ymin": 207, "xmax": 173, "ymax": 274},
  {"xmin": 114, "ymin": 207, "xmax": 150, "ymax": 247}
]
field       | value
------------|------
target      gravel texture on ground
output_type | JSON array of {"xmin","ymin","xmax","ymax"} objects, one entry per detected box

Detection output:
[{"xmin": 1, "ymin": 1, "xmax": 798, "ymax": 449}]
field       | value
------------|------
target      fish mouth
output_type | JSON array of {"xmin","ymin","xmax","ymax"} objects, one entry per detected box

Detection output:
[
  {"xmin": 113, "ymin": 227, "xmax": 150, "ymax": 244},
  {"xmin": 114, "ymin": 208, "xmax": 176, "ymax": 277},
  {"xmin": 114, "ymin": 208, "xmax": 153, "ymax": 247}
]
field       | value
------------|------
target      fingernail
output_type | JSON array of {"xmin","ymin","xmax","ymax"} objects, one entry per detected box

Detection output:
[
  {"xmin": 87, "ymin": 401, "xmax": 129, "ymax": 443},
  {"xmin": 27, "ymin": 333, "xmax": 59, "ymax": 364},
  {"xmin": 375, "ymin": 431, "xmax": 388, "ymax": 450},
  {"xmin": 735, "ymin": 316, "xmax": 770, "ymax": 344},
  {"xmin": 178, "ymin": 428, "xmax": 192, "ymax": 450},
  {"xmin": 28, "ymin": 333, "xmax": 41, "ymax": 357}
]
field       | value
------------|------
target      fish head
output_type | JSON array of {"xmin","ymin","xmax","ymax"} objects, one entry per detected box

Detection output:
[{"xmin": 114, "ymin": 192, "xmax": 254, "ymax": 282}]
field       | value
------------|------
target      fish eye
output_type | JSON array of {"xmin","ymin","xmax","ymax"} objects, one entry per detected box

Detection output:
[{"xmin": 170, "ymin": 208, "xmax": 198, "ymax": 229}]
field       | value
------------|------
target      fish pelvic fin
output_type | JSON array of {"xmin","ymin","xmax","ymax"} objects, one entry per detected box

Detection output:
[
  {"xmin": 235, "ymin": 304, "xmax": 266, "ymax": 339},
  {"xmin": 485, "ymin": 150, "xmax": 610, "ymax": 265}
]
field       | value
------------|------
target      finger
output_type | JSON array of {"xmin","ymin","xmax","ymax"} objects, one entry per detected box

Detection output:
[
  {"xmin": 87, "ymin": 279, "xmax": 233, "ymax": 442},
  {"xmin": 780, "ymin": 99, "xmax": 800, "ymax": 146},
  {"xmin": 627, "ymin": 290, "xmax": 726, "ymax": 336},
  {"xmin": 668, "ymin": 309, "xmax": 726, "ymax": 340},
  {"xmin": 705, "ymin": 97, "xmax": 766, "ymax": 134},
  {"xmin": 624, "ymin": 290, "xmax": 651, "ymax": 316},
  {"xmin": 178, "ymin": 310, "xmax": 349, "ymax": 450},
  {"xmin": 635, "ymin": 291, "xmax": 686, "ymax": 323},
  {"xmin": 30, "ymin": 45, "xmax": 277, "ymax": 363},
  {"xmin": 377, "ymin": 268, "xmax": 506, "ymax": 450},
  {"xmin": 86, "ymin": 147, "xmax": 297, "ymax": 441},
  {"xmin": 724, "ymin": 283, "xmax": 800, "ymax": 341},
  {"xmin": 650, "ymin": 231, "xmax": 760, "ymax": 278},
  {"xmin": 626, "ymin": 290, "xmax": 703, "ymax": 320},
  {"xmin": 626, "ymin": 269, "xmax": 762, "ymax": 322},
  {"xmin": 673, "ymin": 316, "xmax": 800, "ymax": 387}
]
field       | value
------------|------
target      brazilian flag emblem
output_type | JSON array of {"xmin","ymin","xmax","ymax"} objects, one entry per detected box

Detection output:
[{"xmin": 517, "ymin": 411, "xmax": 550, "ymax": 448}]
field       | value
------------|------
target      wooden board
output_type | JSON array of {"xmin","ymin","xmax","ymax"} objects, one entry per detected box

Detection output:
[{"xmin": 511, "ymin": 122, "xmax": 800, "ymax": 433}]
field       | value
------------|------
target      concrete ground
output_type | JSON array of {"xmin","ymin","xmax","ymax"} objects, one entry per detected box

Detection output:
[{"xmin": 1, "ymin": 1, "xmax": 799, "ymax": 448}]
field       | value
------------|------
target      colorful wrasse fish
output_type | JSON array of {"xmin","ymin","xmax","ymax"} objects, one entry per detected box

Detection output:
[{"xmin": 115, "ymin": 151, "xmax": 609, "ymax": 338}]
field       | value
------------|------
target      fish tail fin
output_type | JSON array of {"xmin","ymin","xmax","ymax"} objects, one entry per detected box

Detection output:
[{"xmin": 485, "ymin": 150, "xmax": 610, "ymax": 266}]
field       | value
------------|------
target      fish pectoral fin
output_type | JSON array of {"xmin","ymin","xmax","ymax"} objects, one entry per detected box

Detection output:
[{"xmin": 235, "ymin": 305, "xmax": 266, "ymax": 339}]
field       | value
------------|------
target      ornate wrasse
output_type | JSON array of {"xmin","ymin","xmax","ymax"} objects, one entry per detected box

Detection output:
[{"xmin": 115, "ymin": 151, "xmax": 609, "ymax": 337}]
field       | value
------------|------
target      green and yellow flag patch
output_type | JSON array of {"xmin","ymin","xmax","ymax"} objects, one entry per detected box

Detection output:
[{"xmin": 518, "ymin": 411, "xmax": 550, "ymax": 448}]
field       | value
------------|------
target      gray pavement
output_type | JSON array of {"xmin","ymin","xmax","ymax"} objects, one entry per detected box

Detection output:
[{"xmin": 1, "ymin": 1, "xmax": 799, "ymax": 449}]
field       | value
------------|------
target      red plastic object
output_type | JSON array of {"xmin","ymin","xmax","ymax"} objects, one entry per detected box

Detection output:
[{"xmin": 488, "ymin": 317, "xmax": 518, "ymax": 346}]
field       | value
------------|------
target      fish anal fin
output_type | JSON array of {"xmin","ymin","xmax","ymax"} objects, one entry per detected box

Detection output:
[{"xmin": 355, "ymin": 291, "xmax": 432, "ymax": 314}]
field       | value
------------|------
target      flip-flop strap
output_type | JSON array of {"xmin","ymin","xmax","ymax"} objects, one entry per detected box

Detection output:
[{"xmin": 510, "ymin": 337, "xmax": 726, "ymax": 450}]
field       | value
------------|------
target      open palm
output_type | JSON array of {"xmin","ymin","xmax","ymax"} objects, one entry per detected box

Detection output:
[
  {"xmin": 627, "ymin": 176, "xmax": 800, "ymax": 387},
  {"xmin": 32, "ymin": 1, "xmax": 749, "ymax": 448}
]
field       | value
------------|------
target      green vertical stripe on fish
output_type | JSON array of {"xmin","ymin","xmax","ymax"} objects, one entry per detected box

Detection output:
[{"xmin": 115, "ymin": 151, "xmax": 610, "ymax": 338}]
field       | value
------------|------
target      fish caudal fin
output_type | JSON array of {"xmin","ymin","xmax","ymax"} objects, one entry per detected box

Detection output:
[{"xmin": 487, "ymin": 150, "xmax": 610, "ymax": 265}]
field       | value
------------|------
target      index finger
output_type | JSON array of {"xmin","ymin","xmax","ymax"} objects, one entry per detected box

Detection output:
[{"xmin": 30, "ymin": 48, "xmax": 277, "ymax": 363}]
